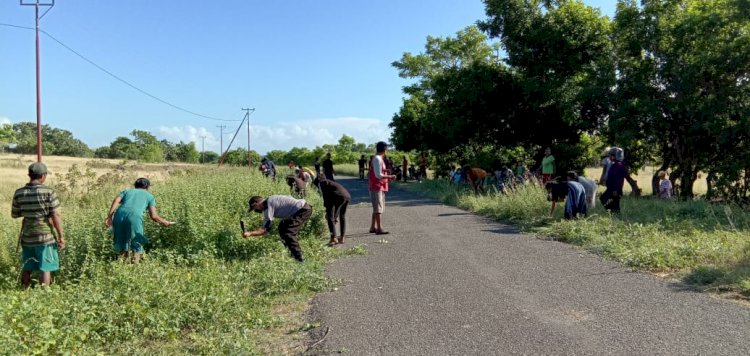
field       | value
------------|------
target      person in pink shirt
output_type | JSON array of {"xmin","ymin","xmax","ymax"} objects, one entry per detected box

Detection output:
[{"xmin": 369, "ymin": 141, "xmax": 396, "ymax": 235}]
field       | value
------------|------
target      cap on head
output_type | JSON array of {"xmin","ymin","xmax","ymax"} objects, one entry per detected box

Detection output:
[{"xmin": 28, "ymin": 162, "xmax": 48, "ymax": 176}]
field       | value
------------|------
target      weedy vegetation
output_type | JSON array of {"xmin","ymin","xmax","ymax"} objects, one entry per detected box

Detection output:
[{"xmin": 0, "ymin": 163, "xmax": 364, "ymax": 354}]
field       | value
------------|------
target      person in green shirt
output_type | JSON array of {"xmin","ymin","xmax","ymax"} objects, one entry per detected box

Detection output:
[
  {"xmin": 11, "ymin": 162, "xmax": 65, "ymax": 288},
  {"xmin": 105, "ymin": 178, "xmax": 173, "ymax": 263},
  {"xmin": 541, "ymin": 147, "xmax": 555, "ymax": 184}
]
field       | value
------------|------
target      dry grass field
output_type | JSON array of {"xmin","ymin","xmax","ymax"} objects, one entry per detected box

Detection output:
[
  {"xmin": 0, "ymin": 154, "xmax": 205, "ymax": 211},
  {"xmin": 584, "ymin": 166, "xmax": 708, "ymax": 195}
]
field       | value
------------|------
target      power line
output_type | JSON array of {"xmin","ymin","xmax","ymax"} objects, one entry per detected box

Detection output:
[{"xmin": 0, "ymin": 22, "xmax": 241, "ymax": 122}]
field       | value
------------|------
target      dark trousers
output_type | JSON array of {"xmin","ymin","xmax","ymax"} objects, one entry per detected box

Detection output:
[
  {"xmin": 600, "ymin": 189, "xmax": 622, "ymax": 213},
  {"xmin": 325, "ymin": 171, "xmax": 335, "ymax": 181},
  {"xmin": 359, "ymin": 168, "xmax": 365, "ymax": 180},
  {"xmin": 278, "ymin": 204, "xmax": 312, "ymax": 262},
  {"xmin": 325, "ymin": 200, "xmax": 349, "ymax": 238}
]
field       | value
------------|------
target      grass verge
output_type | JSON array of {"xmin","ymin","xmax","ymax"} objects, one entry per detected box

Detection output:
[
  {"xmin": 402, "ymin": 179, "xmax": 750, "ymax": 298},
  {"xmin": 0, "ymin": 166, "xmax": 365, "ymax": 354}
]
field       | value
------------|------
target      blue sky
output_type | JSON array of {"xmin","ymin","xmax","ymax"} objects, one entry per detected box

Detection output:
[{"xmin": 0, "ymin": 0, "xmax": 615, "ymax": 154}]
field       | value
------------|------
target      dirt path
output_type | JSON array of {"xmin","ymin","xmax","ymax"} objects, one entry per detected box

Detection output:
[{"xmin": 307, "ymin": 176, "xmax": 750, "ymax": 355}]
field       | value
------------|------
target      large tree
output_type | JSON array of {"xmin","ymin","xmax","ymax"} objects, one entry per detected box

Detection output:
[{"xmin": 610, "ymin": 0, "xmax": 750, "ymax": 199}]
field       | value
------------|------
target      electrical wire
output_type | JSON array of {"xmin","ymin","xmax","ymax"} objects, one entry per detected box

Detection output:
[{"xmin": 0, "ymin": 22, "xmax": 241, "ymax": 122}]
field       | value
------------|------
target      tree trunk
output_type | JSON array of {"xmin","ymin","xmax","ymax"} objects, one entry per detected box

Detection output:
[
  {"xmin": 678, "ymin": 165, "xmax": 697, "ymax": 199},
  {"xmin": 625, "ymin": 174, "xmax": 641, "ymax": 197}
]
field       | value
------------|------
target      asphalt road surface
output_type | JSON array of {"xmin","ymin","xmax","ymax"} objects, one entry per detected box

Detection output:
[{"xmin": 307, "ymin": 176, "xmax": 750, "ymax": 355}]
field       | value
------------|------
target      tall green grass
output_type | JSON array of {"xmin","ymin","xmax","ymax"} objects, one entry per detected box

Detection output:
[
  {"xmin": 406, "ymin": 179, "xmax": 750, "ymax": 296},
  {"xmin": 0, "ymin": 167, "xmax": 361, "ymax": 354}
]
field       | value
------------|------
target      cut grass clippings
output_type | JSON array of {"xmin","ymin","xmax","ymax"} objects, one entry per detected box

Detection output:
[{"xmin": 402, "ymin": 179, "xmax": 750, "ymax": 298}]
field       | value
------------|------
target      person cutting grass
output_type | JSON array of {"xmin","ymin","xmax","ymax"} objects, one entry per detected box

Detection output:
[
  {"xmin": 105, "ymin": 178, "xmax": 173, "ymax": 263},
  {"xmin": 244, "ymin": 195, "xmax": 313, "ymax": 262}
]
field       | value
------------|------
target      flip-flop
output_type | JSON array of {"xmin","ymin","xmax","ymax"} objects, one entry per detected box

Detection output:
[
  {"xmin": 369, "ymin": 228, "xmax": 377, "ymax": 233},
  {"xmin": 375, "ymin": 230, "xmax": 389, "ymax": 235}
]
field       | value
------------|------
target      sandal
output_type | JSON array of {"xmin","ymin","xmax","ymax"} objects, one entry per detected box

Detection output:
[
  {"xmin": 327, "ymin": 238, "xmax": 338, "ymax": 247},
  {"xmin": 375, "ymin": 230, "xmax": 389, "ymax": 235},
  {"xmin": 337, "ymin": 237, "xmax": 345, "ymax": 244},
  {"xmin": 369, "ymin": 228, "xmax": 377, "ymax": 233}
]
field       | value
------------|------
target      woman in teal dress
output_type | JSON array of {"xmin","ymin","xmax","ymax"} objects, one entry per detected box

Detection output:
[{"xmin": 105, "ymin": 178, "xmax": 173, "ymax": 262}]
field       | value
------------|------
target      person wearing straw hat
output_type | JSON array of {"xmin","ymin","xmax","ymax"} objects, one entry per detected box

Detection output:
[{"xmin": 11, "ymin": 162, "xmax": 65, "ymax": 288}]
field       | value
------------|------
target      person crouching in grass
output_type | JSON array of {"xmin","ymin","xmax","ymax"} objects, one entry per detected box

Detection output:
[
  {"xmin": 105, "ymin": 178, "xmax": 173, "ymax": 263},
  {"xmin": 546, "ymin": 178, "xmax": 588, "ymax": 219},
  {"xmin": 245, "ymin": 195, "xmax": 313, "ymax": 262},
  {"xmin": 12, "ymin": 162, "xmax": 66, "ymax": 288}
]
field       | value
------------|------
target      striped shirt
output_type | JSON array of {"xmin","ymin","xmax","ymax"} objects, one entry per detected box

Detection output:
[{"xmin": 11, "ymin": 183, "xmax": 60, "ymax": 246}]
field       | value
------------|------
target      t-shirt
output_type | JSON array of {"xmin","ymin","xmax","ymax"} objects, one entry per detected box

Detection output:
[
  {"xmin": 542, "ymin": 155, "xmax": 555, "ymax": 175},
  {"xmin": 11, "ymin": 183, "xmax": 60, "ymax": 246},
  {"xmin": 358, "ymin": 159, "xmax": 367, "ymax": 169},
  {"xmin": 576, "ymin": 177, "xmax": 598, "ymax": 208},
  {"xmin": 516, "ymin": 165, "xmax": 526, "ymax": 176},
  {"xmin": 318, "ymin": 179, "xmax": 351, "ymax": 205},
  {"xmin": 565, "ymin": 181, "xmax": 588, "ymax": 218},
  {"xmin": 659, "ymin": 179, "xmax": 673, "ymax": 199},
  {"xmin": 117, "ymin": 189, "xmax": 156, "ymax": 215},
  {"xmin": 263, "ymin": 195, "xmax": 307, "ymax": 230}
]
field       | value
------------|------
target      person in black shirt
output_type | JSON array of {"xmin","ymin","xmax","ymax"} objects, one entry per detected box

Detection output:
[
  {"xmin": 314, "ymin": 176, "xmax": 351, "ymax": 246},
  {"xmin": 314, "ymin": 157, "xmax": 322, "ymax": 177},
  {"xmin": 286, "ymin": 175, "xmax": 306, "ymax": 198},
  {"xmin": 322, "ymin": 153, "xmax": 335, "ymax": 181},
  {"xmin": 358, "ymin": 155, "xmax": 367, "ymax": 181}
]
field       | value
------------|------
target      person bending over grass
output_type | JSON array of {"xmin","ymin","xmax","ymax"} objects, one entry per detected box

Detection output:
[
  {"xmin": 106, "ymin": 178, "xmax": 173, "ymax": 263},
  {"xmin": 245, "ymin": 195, "xmax": 313, "ymax": 262},
  {"xmin": 566, "ymin": 171, "xmax": 598, "ymax": 209},
  {"xmin": 464, "ymin": 166, "xmax": 489, "ymax": 194},
  {"xmin": 12, "ymin": 162, "xmax": 66, "ymax": 288},
  {"xmin": 286, "ymin": 175, "xmax": 307, "ymax": 198},
  {"xmin": 314, "ymin": 177, "xmax": 351, "ymax": 246},
  {"xmin": 546, "ymin": 179, "xmax": 587, "ymax": 219}
]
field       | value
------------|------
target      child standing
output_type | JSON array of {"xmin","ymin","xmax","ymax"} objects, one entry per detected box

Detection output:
[{"xmin": 658, "ymin": 171, "xmax": 673, "ymax": 199}]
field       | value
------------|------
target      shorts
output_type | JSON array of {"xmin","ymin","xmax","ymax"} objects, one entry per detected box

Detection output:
[
  {"xmin": 21, "ymin": 243, "xmax": 60, "ymax": 272},
  {"xmin": 370, "ymin": 190, "xmax": 385, "ymax": 214}
]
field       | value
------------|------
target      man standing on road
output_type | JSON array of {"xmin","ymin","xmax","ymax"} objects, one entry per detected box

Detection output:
[
  {"xmin": 358, "ymin": 155, "xmax": 367, "ymax": 181},
  {"xmin": 418, "ymin": 153, "xmax": 427, "ymax": 180},
  {"xmin": 244, "ymin": 195, "xmax": 313, "ymax": 262},
  {"xmin": 323, "ymin": 153, "xmax": 335, "ymax": 181},
  {"xmin": 314, "ymin": 177, "xmax": 351, "ymax": 246},
  {"xmin": 369, "ymin": 141, "xmax": 396, "ymax": 235},
  {"xmin": 11, "ymin": 162, "xmax": 66, "ymax": 288}
]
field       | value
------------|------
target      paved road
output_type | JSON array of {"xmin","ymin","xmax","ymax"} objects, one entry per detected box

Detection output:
[{"xmin": 307, "ymin": 176, "xmax": 750, "ymax": 355}]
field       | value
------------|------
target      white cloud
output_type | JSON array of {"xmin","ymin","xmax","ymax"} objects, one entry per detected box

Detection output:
[
  {"xmin": 155, "ymin": 117, "xmax": 392, "ymax": 155},
  {"xmin": 0, "ymin": 117, "xmax": 11, "ymax": 126},
  {"xmin": 249, "ymin": 117, "xmax": 392, "ymax": 154},
  {"xmin": 156, "ymin": 125, "xmax": 219, "ymax": 152}
]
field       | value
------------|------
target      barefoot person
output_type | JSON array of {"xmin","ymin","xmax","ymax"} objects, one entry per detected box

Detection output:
[
  {"xmin": 105, "ymin": 178, "xmax": 173, "ymax": 263},
  {"xmin": 245, "ymin": 195, "xmax": 313, "ymax": 262},
  {"xmin": 11, "ymin": 162, "xmax": 65, "ymax": 288},
  {"xmin": 369, "ymin": 141, "xmax": 396, "ymax": 235},
  {"xmin": 314, "ymin": 177, "xmax": 351, "ymax": 246}
]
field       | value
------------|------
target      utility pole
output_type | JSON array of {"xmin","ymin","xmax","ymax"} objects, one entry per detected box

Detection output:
[
  {"xmin": 200, "ymin": 135, "xmax": 206, "ymax": 163},
  {"xmin": 241, "ymin": 108, "xmax": 255, "ymax": 168},
  {"xmin": 216, "ymin": 125, "xmax": 226, "ymax": 155},
  {"xmin": 20, "ymin": 0, "xmax": 55, "ymax": 163}
]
